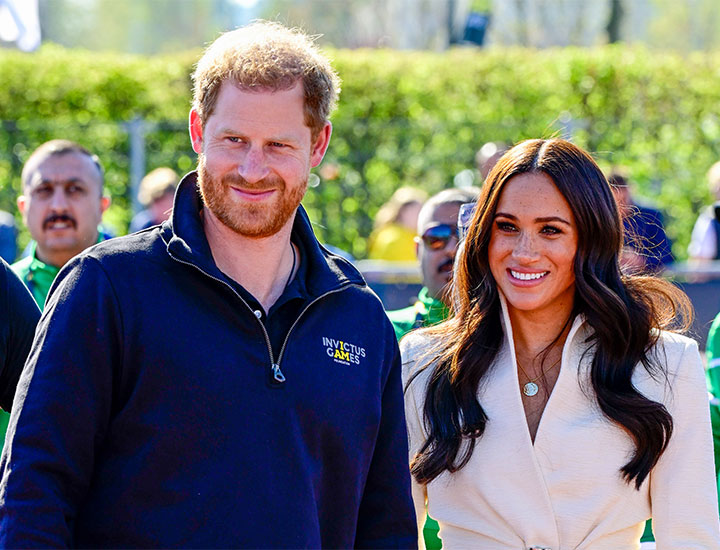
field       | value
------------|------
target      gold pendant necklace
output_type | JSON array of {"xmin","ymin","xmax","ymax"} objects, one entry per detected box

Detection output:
[{"xmin": 517, "ymin": 357, "xmax": 561, "ymax": 397}]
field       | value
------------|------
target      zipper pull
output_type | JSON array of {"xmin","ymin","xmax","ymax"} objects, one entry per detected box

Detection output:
[{"xmin": 271, "ymin": 363, "xmax": 286, "ymax": 383}]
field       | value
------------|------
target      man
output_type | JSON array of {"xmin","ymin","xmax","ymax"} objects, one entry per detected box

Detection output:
[
  {"xmin": 608, "ymin": 172, "xmax": 673, "ymax": 274},
  {"xmin": 0, "ymin": 259, "xmax": 40, "ymax": 444},
  {"xmin": 128, "ymin": 166, "xmax": 179, "ymax": 232},
  {"xmin": 12, "ymin": 140, "xmax": 110, "ymax": 308},
  {"xmin": 388, "ymin": 188, "xmax": 479, "ymax": 341},
  {"xmin": 0, "ymin": 22, "xmax": 416, "ymax": 548},
  {"xmin": 387, "ymin": 187, "xmax": 478, "ymax": 550},
  {"xmin": 688, "ymin": 160, "xmax": 720, "ymax": 262},
  {"xmin": 475, "ymin": 141, "xmax": 509, "ymax": 181}
]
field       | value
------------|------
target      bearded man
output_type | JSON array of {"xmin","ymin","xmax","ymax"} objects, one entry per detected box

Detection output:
[{"xmin": 0, "ymin": 21, "xmax": 416, "ymax": 548}]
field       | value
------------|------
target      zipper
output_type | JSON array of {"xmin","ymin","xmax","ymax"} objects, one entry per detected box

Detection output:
[
  {"xmin": 169, "ymin": 251, "xmax": 359, "ymax": 384},
  {"xmin": 169, "ymin": 254, "xmax": 278, "ymax": 379},
  {"xmin": 273, "ymin": 286, "xmax": 355, "ymax": 373}
]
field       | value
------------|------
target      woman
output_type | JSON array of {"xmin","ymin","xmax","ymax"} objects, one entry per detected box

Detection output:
[
  {"xmin": 368, "ymin": 186, "xmax": 428, "ymax": 262},
  {"xmin": 402, "ymin": 138, "xmax": 720, "ymax": 549}
]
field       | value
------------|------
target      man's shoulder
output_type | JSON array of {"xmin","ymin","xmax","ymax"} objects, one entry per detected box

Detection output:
[
  {"xmin": 386, "ymin": 303, "xmax": 421, "ymax": 340},
  {"xmin": 10, "ymin": 255, "xmax": 32, "ymax": 279},
  {"xmin": 632, "ymin": 202, "xmax": 664, "ymax": 223},
  {"xmin": 82, "ymin": 226, "xmax": 166, "ymax": 263}
]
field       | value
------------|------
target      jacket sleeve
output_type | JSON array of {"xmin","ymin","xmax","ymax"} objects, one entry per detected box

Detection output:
[
  {"xmin": 0, "ymin": 256, "xmax": 122, "ymax": 548},
  {"xmin": 0, "ymin": 259, "xmax": 40, "ymax": 412},
  {"xmin": 354, "ymin": 319, "xmax": 418, "ymax": 549},
  {"xmin": 651, "ymin": 338, "xmax": 720, "ymax": 548}
]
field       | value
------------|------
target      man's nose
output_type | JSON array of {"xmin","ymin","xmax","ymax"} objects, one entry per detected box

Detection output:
[
  {"xmin": 49, "ymin": 188, "xmax": 69, "ymax": 211},
  {"xmin": 447, "ymin": 235, "xmax": 460, "ymax": 257},
  {"xmin": 237, "ymin": 147, "xmax": 270, "ymax": 184}
]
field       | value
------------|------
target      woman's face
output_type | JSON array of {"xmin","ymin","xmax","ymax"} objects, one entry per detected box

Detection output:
[{"xmin": 488, "ymin": 172, "xmax": 578, "ymax": 322}]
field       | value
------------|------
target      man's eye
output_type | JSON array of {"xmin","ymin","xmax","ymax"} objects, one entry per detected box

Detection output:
[
  {"xmin": 227, "ymin": 136, "xmax": 241, "ymax": 143},
  {"xmin": 33, "ymin": 186, "xmax": 52, "ymax": 197},
  {"xmin": 269, "ymin": 142, "xmax": 286, "ymax": 148},
  {"xmin": 67, "ymin": 185, "xmax": 84, "ymax": 194}
]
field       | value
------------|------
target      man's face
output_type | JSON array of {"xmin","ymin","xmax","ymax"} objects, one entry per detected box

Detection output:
[
  {"xmin": 18, "ymin": 152, "xmax": 109, "ymax": 267},
  {"xmin": 611, "ymin": 184, "xmax": 631, "ymax": 210},
  {"xmin": 189, "ymin": 81, "xmax": 331, "ymax": 238},
  {"xmin": 416, "ymin": 202, "xmax": 462, "ymax": 304}
]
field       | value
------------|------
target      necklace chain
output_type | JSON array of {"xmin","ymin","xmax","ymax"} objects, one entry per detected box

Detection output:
[{"xmin": 517, "ymin": 356, "xmax": 561, "ymax": 397}]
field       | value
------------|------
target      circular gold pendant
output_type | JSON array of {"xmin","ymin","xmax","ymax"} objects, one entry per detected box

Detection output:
[{"xmin": 523, "ymin": 382, "xmax": 539, "ymax": 396}]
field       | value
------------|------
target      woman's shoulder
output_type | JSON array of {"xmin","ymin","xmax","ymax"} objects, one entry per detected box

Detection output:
[
  {"xmin": 399, "ymin": 329, "xmax": 442, "ymax": 389},
  {"xmin": 651, "ymin": 330, "xmax": 700, "ymax": 365},
  {"xmin": 641, "ymin": 330, "xmax": 703, "ymax": 392}
]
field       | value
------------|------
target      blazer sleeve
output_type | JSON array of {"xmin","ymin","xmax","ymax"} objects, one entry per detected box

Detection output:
[
  {"xmin": 651, "ymin": 337, "xmax": 720, "ymax": 548},
  {"xmin": 0, "ymin": 256, "xmax": 122, "ymax": 548},
  {"xmin": 401, "ymin": 334, "xmax": 431, "ymax": 550}
]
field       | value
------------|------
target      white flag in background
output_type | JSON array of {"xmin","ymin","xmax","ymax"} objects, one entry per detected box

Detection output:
[{"xmin": 0, "ymin": 0, "xmax": 40, "ymax": 52}]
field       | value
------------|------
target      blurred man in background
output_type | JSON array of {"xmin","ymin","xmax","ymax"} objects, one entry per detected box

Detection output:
[
  {"xmin": 387, "ymin": 186, "xmax": 479, "ymax": 550},
  {"xmin": 608, "ymin": 172, "xmax": 673, "ymax": 274},
  {"xmin": 475, "ymin": 141, "xmax": 509, "ymax": 182},
  {"xmin": 12, "ymin": 140, "xmax": 110, "ymax": 308},
  {"xmin": 129, "ymin": 166, "xmax": 179, "ymax": 232},
  {"xmin": 688, "ymin": 160, "xmax": 720, "ymax": 262},
  {"xmin": 388, "ymin": 187, "xmax": 479, "ymax": 339}
]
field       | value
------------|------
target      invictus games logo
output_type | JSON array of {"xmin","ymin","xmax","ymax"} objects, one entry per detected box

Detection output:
[{"xmin": 322, "ymin": 337, "xmax": 366, "ymax": 366}]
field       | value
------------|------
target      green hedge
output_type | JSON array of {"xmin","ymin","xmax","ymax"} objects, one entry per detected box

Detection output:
[{"xmin": 1, "ymin": 43, "xmax": 719, "ymax": 259}]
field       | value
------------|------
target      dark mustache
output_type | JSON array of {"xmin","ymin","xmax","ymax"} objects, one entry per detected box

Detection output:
[{"xmin": 43, "ymin": 214, "xmax": 76, "ymax": 229}]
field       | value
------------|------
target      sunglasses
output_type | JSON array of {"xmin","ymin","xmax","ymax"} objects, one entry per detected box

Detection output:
[{"xmin": 420, "ymin": 224, "xmax": 460, "ymax": 250}]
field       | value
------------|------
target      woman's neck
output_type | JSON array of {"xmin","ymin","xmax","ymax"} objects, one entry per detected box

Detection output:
[{"xmin": 508, "ymin": 307, "xmax": 573, "ymax": 361}]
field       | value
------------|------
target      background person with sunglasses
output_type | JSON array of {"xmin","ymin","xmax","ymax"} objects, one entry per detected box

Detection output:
[
  {"xmin": 387, "ymin": 187, "xmax": 479, "ymax": 550},
  {"xmin": 387, "ymin": 188, "xmax": 480, "ymax": 342}
]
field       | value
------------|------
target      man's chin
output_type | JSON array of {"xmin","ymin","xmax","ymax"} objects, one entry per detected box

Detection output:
[{"xmin": 37, "ymin": 238, "xmax": 85, "ymax": 256}]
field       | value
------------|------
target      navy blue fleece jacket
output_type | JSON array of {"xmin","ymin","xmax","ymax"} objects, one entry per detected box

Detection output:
[{"xmin": 0, "ymin": 173, "xmax": 416, "ymax": 549}]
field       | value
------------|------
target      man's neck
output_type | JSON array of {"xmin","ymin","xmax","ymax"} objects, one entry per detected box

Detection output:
[
  {"xmin": 35, "ymin": 246, "xmax": 82, "ymax": 270},
  {"xmin": 202, "ymin": 207, "xmax": 298, "ymax": 313}
]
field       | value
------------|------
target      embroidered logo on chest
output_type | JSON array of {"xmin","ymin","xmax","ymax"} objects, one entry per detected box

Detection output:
[{"xmin": 322, "ymin": 336, "xmax": 366, "ymax": 365}]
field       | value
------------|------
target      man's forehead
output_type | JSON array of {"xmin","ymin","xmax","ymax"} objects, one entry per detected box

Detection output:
[
  {"xmin": 419, "ymin": 202, "xmax": 461, "ymax": 231},
  {"xmin": 26, "ymin": 153, "xmax": 101, "ymax": 186}
]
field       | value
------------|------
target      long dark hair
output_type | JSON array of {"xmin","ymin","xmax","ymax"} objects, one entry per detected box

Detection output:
[{"xmin": 409, "ymin": 138, "xmax": 692, "ymax": 489}]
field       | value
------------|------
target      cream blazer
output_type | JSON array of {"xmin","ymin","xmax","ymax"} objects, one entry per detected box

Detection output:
[{"xmin": 402, "ymin": 302, "xmax": 720, "ymax": 550}]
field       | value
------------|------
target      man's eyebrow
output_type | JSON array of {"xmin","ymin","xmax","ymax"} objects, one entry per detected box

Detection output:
[
  {"xmin": 217, "ymin": 128, "xmax": 300, "ymax": 144},
  {"xmin": 29, "ymin": 176, "xmax": 86, "ymax": 188}
]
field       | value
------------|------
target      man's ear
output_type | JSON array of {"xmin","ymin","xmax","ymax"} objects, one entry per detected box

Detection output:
[
  {"xmin": 310, "ymin": 122, "xmax": 332, "ymax": 168},
  {"xmin": 189, "ymin": 109, "xmax": 204, "ymax": 154},
  {"xmin": 17, "ymin": 195, "xmax": 26, "ymax": 218},
  {"xmin": 100, "ymin": 195, "xmax": 111, "ymax": 214}
]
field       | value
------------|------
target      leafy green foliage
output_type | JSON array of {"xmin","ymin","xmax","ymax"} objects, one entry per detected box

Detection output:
[{"xmin": 0, "ymin": 43, "xmax": 717, "ymax": 259}]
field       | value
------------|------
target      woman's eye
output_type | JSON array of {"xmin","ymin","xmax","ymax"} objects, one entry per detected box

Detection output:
[
  {"xmin": 541, "ymin": 225, "xmax": 561, "ymax": 235},
  {"xmin": 496, "ymin": 221, "xmax": 516, "ymax": 232}
]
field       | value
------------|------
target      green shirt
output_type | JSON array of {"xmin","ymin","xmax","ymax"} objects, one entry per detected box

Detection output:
[
  {"xmin": 11, "ymin": 241, "xmax": 60, "ymax": 311},
  {"xmin": 706, "ymin": 313, "xmax": 720, "ymax": 480},
  {"xmin": 11, "ymin": 233, "xmax": 107, "ymax": 311},
  {"xmin": 387, "ymin": 287, "xmax": 449, "ymax": 341},
  {"xmin": 387, "ymin": 287, "xmax": 448, "ymax": 550}
]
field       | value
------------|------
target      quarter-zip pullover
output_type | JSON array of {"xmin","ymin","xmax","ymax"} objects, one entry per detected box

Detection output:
[{"xmin": 0, "ymin": 172, "xmax": 417, "ymax": 549}]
